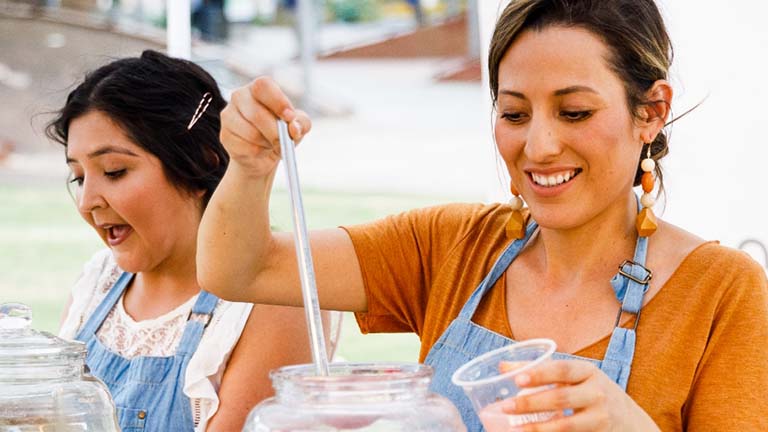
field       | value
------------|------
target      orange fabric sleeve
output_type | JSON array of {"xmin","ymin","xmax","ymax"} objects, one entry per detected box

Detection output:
[
  {"xmin": 682, "ymin": 253, "xmax": 768, "ymax": 430},
  {"xmin": 341, "ymin": 203, "xmax": 503, "ymax": 336}
]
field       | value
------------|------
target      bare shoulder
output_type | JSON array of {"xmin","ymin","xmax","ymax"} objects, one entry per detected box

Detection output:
[
  {"xmin": 654, "ymin": 220, "xmax": 764, "ymax": 266},
  {"xmin": 653, "ymin": 220, "xmax": 707, "ymax": 259},
  {"xmin": 644, "ymin": 220, "xmax": 708, "ymax": 299}
]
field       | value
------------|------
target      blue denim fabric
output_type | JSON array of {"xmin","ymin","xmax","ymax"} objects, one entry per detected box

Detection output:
[
  {"xmin": 425, "ymin": 221, "xmax": 650, "ymax": 432},
  {"xmin": 75, "ymin": 272, "xmax": 219, "ymax": 431}
]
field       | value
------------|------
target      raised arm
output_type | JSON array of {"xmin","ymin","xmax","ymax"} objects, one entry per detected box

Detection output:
[
  {"xmin": 205, "ymin": 305, "xmax": 332, "ymax": 431},
  {"xmin": 197, "ymin": 77, "xmax": 367, "ymax": 311}
]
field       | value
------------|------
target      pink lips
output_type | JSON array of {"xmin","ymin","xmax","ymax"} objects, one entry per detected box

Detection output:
[{"xmin": 107, "ymin": 225, "xmax": 133, "ymax": 247}]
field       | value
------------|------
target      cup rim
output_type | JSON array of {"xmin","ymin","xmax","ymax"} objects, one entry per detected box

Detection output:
[{"xmin": 450, "ymin": 338, "xmax": 557, "ymax": 388}]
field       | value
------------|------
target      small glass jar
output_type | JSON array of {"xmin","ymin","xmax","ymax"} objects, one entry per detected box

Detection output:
[
  {"xmin": 243, "ymin": 362, "xmax": 466, "ymax": 431},
  {"xmin": 0, "ymin": 303, "xmax": 119, "ymax": 431}
]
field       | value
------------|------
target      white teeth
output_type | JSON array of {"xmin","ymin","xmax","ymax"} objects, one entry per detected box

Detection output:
[{"xmin": 531, "ymin": 170, "xmax": 577, "ymax": 187}]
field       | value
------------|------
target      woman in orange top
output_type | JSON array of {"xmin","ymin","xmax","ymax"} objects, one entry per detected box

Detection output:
[{"xmin": 197, "ymin": 0, "xmax": 768, "ymax": 430}]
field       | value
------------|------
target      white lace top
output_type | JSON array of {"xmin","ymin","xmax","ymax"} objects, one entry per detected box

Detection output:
[{"xmin": 59, "ymin": 249, "xmax": 253, "ymax": 431}]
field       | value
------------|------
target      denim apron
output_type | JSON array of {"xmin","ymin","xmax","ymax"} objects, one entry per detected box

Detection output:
[
  {"xmin": 425, "ymin": 221, "xmax": 651, "ymax": 431},
  {"xmin": 75, "ymin": 272, "xmax": 219, "ymax": 431}
]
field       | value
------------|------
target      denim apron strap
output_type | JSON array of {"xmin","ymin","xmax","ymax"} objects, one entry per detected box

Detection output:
[
  {"xmin": 75, "ymin": 271, "xmax": 133, "ymax": 341},
  {"xmin": 602, "ymin": 233, "xmax": 651, "ymax": 390},
  {"xmin": 73, "ymin": 274, "xmax": 218, "ymax": 431},
  {"xmin": 176, "ymin": 290, "xmax": 219, "ymax": 356},
  {"xmin": 458, "ymin": 221, "xmax": 539, "ymax": 320}
]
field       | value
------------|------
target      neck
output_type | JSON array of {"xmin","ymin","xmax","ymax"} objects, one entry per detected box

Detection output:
[
  {"xmin": 133, "ymin": 243, "xmax": 201, "ymax": 302},
  {"xmin": 530, "ymin": 192, "xmax": 639, "ymax": 288}
]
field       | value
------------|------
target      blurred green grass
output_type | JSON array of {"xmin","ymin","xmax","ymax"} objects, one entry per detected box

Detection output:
[{"xmin": 0, "ymin": 183, "xmax": 459, "ymax": 361}]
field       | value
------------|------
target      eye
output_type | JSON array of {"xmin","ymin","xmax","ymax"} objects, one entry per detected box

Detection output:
[
  {"xmin": 104, "ymin": 169, "xmax": 126, "ymax": 180},
  {"xmin": 560, "ymin": 110, "xmax": 593, "ymax": 122},
  {"xmin": 69, "ymin": 176, "xmax": 84, "ymax": 187},
  {"xmin": 501, "ymin": 112, "xmax": 529, "ymax": 124}
]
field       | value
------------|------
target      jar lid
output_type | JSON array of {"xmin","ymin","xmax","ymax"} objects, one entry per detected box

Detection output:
[{"xmin": 0, "ymin": 303, "xmax": 86, "ymax": 365}]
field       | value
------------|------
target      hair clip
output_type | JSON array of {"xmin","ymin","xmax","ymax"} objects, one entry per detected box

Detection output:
[{"xmin": 187, "ymin": 92, "xmax": 213, "ymax": 130}]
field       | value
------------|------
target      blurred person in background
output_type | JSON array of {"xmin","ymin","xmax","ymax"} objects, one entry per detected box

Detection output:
[
  {"xmin": 49, "ymin": 50, "xmax": 319, "ymax": 431},
  {"xmin": 192, "ymin": 0, "xmax": 229, "ymax": 42},
  {"xmin": 197, "ymin": 0, "xmax": 768, "ymax": 430},
  {"xmin": 407, "ymin": 0, "xmax": 425, "ymax": 26}
]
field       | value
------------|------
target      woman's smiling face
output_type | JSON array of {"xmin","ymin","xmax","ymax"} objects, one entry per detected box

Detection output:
[
  {"xmin": 495, "ymin": 26, "xmax": 650, "ymax": 230},
  {"xmin": 66, "ymin": 110, "xmax": 203, "ymax": 273}
]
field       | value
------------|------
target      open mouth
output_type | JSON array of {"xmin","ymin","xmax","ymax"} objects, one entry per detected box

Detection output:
[
  {"xmin": 529, "ymin": 169, "xmax": 582, "ymax": 188},
  {"xmin": 104, "ymin": 224, "xmax": 133, "ymax": 246}
]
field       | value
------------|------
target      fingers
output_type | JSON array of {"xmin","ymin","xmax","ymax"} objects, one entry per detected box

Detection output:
[
  {"xmin": 502, "ymin": 361, "xmax": 603, "ymax": 414},
  {"xmin": 291, "ymin": 109, "xmax": 311, "ymax": 141},
  {"xmin": 511, "ymin": 407, "xmax": 610, "ymax": 432},
  {"xmin": 231, "ymin": 78, "xmax": 310, "ymax": 145},
  {"xmin": 515, "ymin": 360, "xmax": 596, "ymax": 388},
  {"xmin": 248, "ymin": 76, "xmax": 295, "ymax": 122},
  {"xmin": 220, "ymin": 103, "xmax": 271, "ymax": 152},
  {"xmin": 503, "ymin": 384, "xmax": 604, "ymax": 414},
  {"xmin": 232, "ymin": 88, "xmax": 282, "ymax": 150}
]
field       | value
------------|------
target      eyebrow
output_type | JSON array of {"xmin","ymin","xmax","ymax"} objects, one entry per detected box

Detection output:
[
  {"xmin": 66, "ymin": 146, "xmax": 139, "ymax": 164},
  {"xmin": 553, "ymin": 85, "xmax": 599, "ymax": 96},
  {"xmin": 498, "ymin": 85, "xmax": 599, "ymax": 100},
  {"xmin": 499, "ymin": 90, "xmax": 527, "ymax": 100}
]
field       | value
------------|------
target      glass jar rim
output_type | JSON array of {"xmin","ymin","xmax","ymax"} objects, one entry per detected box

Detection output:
[{"xmin": 271, "ymin": 362, "xmax": 433, "ymax": 392}]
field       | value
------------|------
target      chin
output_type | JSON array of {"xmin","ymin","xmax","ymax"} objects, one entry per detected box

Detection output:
[
  {"xmin": 527, "ymin": 207, "xmax": 583, "ymax": 231},
  {"xmin": 110, "ymin": 251, "xmax": 146, "ymax": 273}
]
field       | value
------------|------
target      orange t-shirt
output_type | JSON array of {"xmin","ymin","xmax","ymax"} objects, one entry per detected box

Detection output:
[{"xmin": 342, "ymin": 203, "xmax": 768, "ymax": 431}]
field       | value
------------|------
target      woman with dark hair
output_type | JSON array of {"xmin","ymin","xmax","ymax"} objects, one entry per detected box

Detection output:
[
  {"xmin": 198, "ymin": 0, "xmax": 768, "ymax": 430},
  {"xmin": 51, "ymin": 50, "xmax": 318, "ymax": 431}
]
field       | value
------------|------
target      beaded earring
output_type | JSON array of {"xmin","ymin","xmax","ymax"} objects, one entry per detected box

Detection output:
[
  {"xmin": 636, "ymin": 145, "xmax": 658, "ymax": 237},
  {"xmin": 506, "ymin": 183, "xmax": 527, "ymax": 239}
]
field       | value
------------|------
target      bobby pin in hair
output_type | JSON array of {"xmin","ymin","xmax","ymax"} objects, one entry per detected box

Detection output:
[{"xmin": 187, "ymin": 92, "xmax": 213, "ymax": 130}]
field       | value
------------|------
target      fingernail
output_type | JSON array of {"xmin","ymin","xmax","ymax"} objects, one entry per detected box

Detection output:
[
  {"xmin": 293, "ymin": 120, "xmax": 303, "ymax": 138},
  {"xmin": 515, "ymin": 373, "xmax": 530, "ymax": 386},
  {"xmin": 501, "ymin": 399, "xmax": 516, "ymax": 412},
  {"xmin": 282, "ymin": 108, "xmax": 295, "ymax": 120}
]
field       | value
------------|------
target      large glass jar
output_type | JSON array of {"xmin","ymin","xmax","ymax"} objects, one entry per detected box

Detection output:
[
  {"xmin": 243, "ymin": 362, "xmax": 466, "ymax": 431},
  {"xmin": 0, "ymin": 303, "xmax": 119, "ymax": 431}
]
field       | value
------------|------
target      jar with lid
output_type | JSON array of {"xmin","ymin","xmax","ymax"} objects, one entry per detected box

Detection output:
[
  {"xmin": 243, "ymin": 362, "xmax": 466, "ymax": 431},
  {"xmin": 0, "ymin": 303, "xmax": 119, "ymax": 431}
]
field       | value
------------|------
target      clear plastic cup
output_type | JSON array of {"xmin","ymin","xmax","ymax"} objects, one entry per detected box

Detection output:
[{"xmin": 451, "ymin": 339, "xmax": 557, "ymax": 432}]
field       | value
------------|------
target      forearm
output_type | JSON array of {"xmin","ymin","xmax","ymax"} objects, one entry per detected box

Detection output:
[{"xmin": 197, "ymin": 161, "xmax": 277, "ymax": 302}]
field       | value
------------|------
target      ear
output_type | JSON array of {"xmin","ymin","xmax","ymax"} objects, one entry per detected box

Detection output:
[{"xmin": 638, "ymin": 79, "xmax": 673, "ymax": 143}]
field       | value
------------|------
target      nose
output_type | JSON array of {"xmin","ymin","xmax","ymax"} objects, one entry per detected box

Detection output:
[
  {"xmin": 76, "ymin": 177, "xmax": 107, "ymax": 213},
  {"xmin": 524, "ymin": 116, "xmax": 563, "ymax": 163}
]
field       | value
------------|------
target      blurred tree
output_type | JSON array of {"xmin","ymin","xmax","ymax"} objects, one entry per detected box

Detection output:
[{"xmin": 327, "ymin": 0, "xmax": 377, "ymax": 23}]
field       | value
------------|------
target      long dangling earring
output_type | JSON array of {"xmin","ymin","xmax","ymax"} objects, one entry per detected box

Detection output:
[
  {"xmin": 506, "ymin": 183, "xmax": 528, "ymax": 239},
  {"xmin": 636, "ymin": 145, "xmax": 658, "ymax": 237}
]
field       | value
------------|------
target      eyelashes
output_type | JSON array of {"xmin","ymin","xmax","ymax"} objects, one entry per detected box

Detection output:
[
  {"xmin": 499, "ymin": 110, "xmax": 594, "ymax": 124},
  {"xmin": 559, "ymin": 110, "xmax": 593, "ymax": 122},
  {"xmin": 68, "ymin": 169, "xmax": 127, "ymax": 187}
]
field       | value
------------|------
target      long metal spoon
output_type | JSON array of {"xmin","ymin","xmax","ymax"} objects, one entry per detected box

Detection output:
[{"xmin": 277, "ymin": 119, "xmax": 330, "ymax": 376}]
